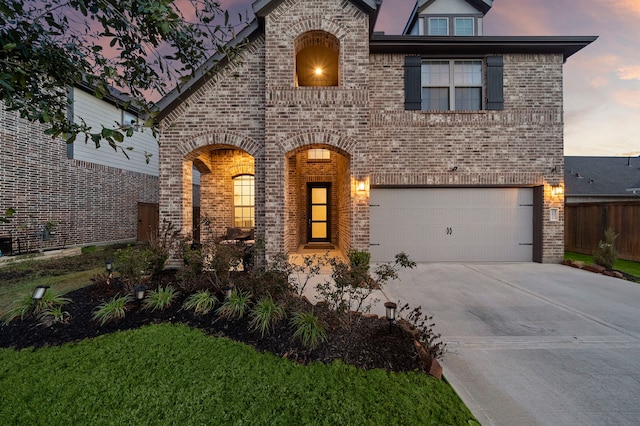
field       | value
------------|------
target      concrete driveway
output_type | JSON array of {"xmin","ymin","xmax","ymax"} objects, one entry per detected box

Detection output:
[{"xmin": 382, "ymin": 263, "xmax": 640, "ymax": 426}]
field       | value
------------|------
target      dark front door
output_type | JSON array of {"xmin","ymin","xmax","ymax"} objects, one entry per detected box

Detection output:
[{"xmin": 308, "ymin": 183, "xmax": 331, "ymax": 242}]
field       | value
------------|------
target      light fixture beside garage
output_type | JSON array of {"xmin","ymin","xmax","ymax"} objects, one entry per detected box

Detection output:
[{"xmin": 551, "ymin": 185, "xmax": 564, "ymax": 197}]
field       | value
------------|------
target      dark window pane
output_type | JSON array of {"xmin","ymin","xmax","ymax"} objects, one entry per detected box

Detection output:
[
  {"xmin": 455, "ymin": 87, "xmax": 482, "ymax": 110},
  {"xmin": 422, "ymin": 87, "xmax": 449, "ymax": 110}
]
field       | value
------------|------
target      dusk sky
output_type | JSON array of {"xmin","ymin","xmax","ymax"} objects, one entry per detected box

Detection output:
[{"xmin": 216, "ymin": 0, "xmax": 639, "ymax": 157}]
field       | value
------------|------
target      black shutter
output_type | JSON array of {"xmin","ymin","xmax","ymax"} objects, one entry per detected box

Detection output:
[
  {"xmin": 486, "ymin": 55, "xmax": 504, "ymax": 110},
  {"xmin": 404, "ymin": 56, "xmax": 422, "ymax": 110}
]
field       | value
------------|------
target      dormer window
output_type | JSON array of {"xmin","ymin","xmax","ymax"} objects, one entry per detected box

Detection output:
[
  {"xmin": 422, "ymin": 16, "xmax": 479, "ymax": 36},
  {"xmin": 454, "ymin": 17, "xmax": 474, "ymax": 36},
  {"xmin": 428, "ymin": 18, "xmax": 449, "ymax": 36}
]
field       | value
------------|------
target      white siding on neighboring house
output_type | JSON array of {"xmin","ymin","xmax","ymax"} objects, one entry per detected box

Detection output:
[{"xmin": 70, "ymin": 88, "xmax": 159, "ymax": 176}]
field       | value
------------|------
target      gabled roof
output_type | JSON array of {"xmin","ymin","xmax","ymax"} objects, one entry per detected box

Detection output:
[
  {"xmin": 252, "ymin": 0, "xmax": 382, "ymax": 35},
  {"xmin": 403, "ymin": 0, "xmax": 493, "ymax": 35},
  {"xmin": 565, "ymin": 156, "xmax": 640, "ymax": 197}
]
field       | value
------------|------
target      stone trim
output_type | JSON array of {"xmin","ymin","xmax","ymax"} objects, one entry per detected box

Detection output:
[
  {"xmin": 371, "ymin": 172, "xmax": 545, "ymax": 187},
  {"xmin": 266, "ymin": 87, "xmax": 368, "ymax": 105},
  {"xmin": 285, "ymin": 16, "xmax": 351, "ymax": 41},
  {"xmin": 179, "ymin": 132, "xmax": 263, "ymax": 159},
  {"xmin": 371, "ymin": 109, "xmax": 563, "ymax": 128},
  {"xmin": 277, "ymin": 130, "xmax": 357, "ymax": 156}
]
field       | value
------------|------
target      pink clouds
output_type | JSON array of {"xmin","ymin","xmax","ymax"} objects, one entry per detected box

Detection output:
[{"xmin": 617, "ymin": 65, "xmax": 640, "ymax": 81}]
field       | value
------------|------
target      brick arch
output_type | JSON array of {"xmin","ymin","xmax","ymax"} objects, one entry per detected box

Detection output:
[
  {"xmin": 278, "ymin": 130, "xmax": 356, "ymax": 158},
  {"xmin": 286, "ymin": 17, "xmax": 350, "ymax": 42},
  {"xmin": 179, "ymin": 132, "xmax": 262, "ymax": 160}
]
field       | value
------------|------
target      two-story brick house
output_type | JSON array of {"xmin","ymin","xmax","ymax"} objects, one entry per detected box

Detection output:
[
  {"xmin": 156, "ymin": 0, "xmax": 595, "ymax": 264},
  {"xmin": 0, "ymin": 83, "xmax": 159, "ymax": 255}
]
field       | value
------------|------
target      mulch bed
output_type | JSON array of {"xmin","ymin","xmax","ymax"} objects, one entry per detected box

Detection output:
[{"xmin": 0, "ymin": 270, "xmax": 432, "ymax": 374}]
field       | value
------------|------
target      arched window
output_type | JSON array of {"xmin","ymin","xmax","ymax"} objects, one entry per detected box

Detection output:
[
  {"xmin": 295, "ymin": 31, "xmax": 339, "ymax": 87},
  {"xmin": 233, "ymin": 175, "xmax": 254, "ymax": 228}
]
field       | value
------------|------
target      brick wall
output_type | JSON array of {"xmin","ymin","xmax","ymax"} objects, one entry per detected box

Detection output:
[
  {"xmin": 368, "ymin": 53, "xmax": 565, "ymax": 262},
  {"xmin": 0, "ymin": 102, "xmax": 158, "ymax": 254},
  {"xmin": 158, "ymin": 0, "xmax": 566, "ymax": 264}
]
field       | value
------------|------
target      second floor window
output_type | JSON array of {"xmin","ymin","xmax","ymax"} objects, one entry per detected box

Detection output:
[
  {"xmin": 428, "ymin": 18, "xmax": 448, "ymax": 36},
  {"xmin": 421, "ymin": 60, "xmax": 482, "ymax": 111},
  {"xmin": 454, "ymin": 18, "xmax": 474, "ymax": 36}
]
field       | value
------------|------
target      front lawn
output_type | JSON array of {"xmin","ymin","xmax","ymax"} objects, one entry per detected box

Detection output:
[
  {"xmin": 0, "ymin": 323, "xmax": 475, "ymax": 425},
  {"xmin": 565, "ymin": 252, "xmax": 640, "ymax": 281}
]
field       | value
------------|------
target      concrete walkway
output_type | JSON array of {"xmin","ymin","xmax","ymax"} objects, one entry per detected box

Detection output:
[{"xmin": 382, "ymin": 263, "xmax": 640, "ymax": 426}]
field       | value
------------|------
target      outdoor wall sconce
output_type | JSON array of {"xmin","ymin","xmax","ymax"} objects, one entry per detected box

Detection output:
[
  {"xmin": 32, "ymin": 285, "xmax": 49, "ymax": 302},
  {"xmin": 134, "ymin": 285, "xmax": 147, "ymax": 303},
  {"xmin": 551, "ymin": 185, "xmax": 564, "ymax": 197},
  {"xmin": 356, "ymin": 180, "xmax": 366, "ymax": 192},
  {"xmin": 384, "ymin": 301, "xmax": 397, "ymax": 330}
]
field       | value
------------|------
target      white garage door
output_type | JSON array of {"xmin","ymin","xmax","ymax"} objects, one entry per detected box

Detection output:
[{"xmin": 370, "ymin": 188, "xmax": 533, "ymax": 262}]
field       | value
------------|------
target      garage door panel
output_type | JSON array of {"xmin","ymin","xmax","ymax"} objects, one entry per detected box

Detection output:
[{"xmin": 370, "ymin": 188, "xmax": 533, "ymax": 262}]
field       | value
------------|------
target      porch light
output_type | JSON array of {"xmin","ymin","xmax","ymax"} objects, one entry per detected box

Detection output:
[
  {"xmin": 134, "ymin": 285, "xmax": 147, "ymax": 302},
  {"xmin": 356, "ymin": 180, "xmax": 366, "ymax": 192},
  {"xmin": 32, "ymin": 285, "xmax": 50, "ymax": 301},
  {"xmin": 551, "ymin": 185, "xmax": 564, "ymax": 196},
  {"xmin": 315, "ymin": 67, "xmax": 323, "ymax": 76},
  {"xmin": 384, "ymin": 301, "xmax": 397, "ymax": 330}
]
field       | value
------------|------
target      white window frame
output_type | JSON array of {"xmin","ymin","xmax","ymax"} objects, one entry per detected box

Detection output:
[
  {"xmin": 421, "ymin": 59, "xmax": 483, "ymax": 111},
  {"xmin": 428, "ymin": 18, "xmax": 449, "ymax": 36},
  {"xmin": 454, "ymin": 17, "xmax": 475, "ymax": 36},
  {"xmin": 233, "ymin": 175, "xmax": 255, "ymax": 228}
]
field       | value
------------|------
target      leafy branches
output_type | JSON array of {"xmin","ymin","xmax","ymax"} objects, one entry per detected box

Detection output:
[{"xmin": 0, "ymin": 0, "xmax": 246, "ymax": 147}]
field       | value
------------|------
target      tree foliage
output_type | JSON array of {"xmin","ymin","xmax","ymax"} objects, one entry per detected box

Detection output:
[{"xmin": 0, "ymin": 0, "xmax": 243, "ymax": 153}]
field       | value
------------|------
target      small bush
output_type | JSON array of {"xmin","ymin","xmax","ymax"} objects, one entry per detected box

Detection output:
[
  {"xmin": 250, "ymin": 296, "xmax": 285, "ymax": 337},
  {"xmin": 143, "ymin": 285, "xmax": 179, "ymax": 312},
  {"xmin": 38, "ymin": 305, "xmax": 71, "ymax": 327},
  {"xmin": 399, "ymin": 303, "xmax": 447, "ymax": 361},
  {"xmin": 115, "ymin": 245, "xmax": 153, "ymax": 291},
  {"xmin": 182, "ymin": 290, "xmax": 217, "ymax": 315},
  {"xmin": 217, "ymin": 290, "xmax": 251, "ymax": 320},
  {"xmin": 93, "ymin": 294, "xmax": 132, "ymax": 325},
  {"xmin": 593, "ymin": 227, "xmax": 618, "ymax": 270},
  {"xmin": 3, "ymin": 289, "xmax": 71, "ymax": 325},
  {"xmin": 290, "ymin": 310, "xmax": 327, "ymax": 349}
]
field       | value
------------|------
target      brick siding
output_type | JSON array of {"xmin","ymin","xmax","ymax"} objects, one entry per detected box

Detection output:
[{"xmin": 0, "ymin": 103, "xmax": 158, "ymax": 253}]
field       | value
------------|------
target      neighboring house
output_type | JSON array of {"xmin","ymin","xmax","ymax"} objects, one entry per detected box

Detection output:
[
  {"xmin": 564, "ymin": 156, "xmax": 640, "ymax": 261},
  {"xmin": 156, "ymin": 0, "xmax": 595, "ymax": 264},
  {"xmin": 0, "ymin": 83, "xmax": 159, "ymax": 255}
]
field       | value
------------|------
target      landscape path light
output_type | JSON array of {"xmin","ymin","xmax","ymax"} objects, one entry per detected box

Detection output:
[
  {"xmin": 223, "ymin": 285, "xmax": 234, "ymax": 299},
  {"xmin": 134, "ymin": 285, "xmax": 147, "ymax": 303},
  {"xmin": 31, "ymin": 285, "xmax": 50, "ymax": 316},
  {"xmin": 384, "ymin": 301, "xmax": 397, "ymax": 331}
]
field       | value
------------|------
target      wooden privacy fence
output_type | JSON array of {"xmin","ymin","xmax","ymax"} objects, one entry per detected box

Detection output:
[{"xmin": 565, "ymin": 201, "xmax": 640, "ymax": 262}]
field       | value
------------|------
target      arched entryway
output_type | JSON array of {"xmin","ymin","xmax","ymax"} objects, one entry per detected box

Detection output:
[{"xmin": 283, "ymin": 144, "xmax": 351, "ymax": 254}]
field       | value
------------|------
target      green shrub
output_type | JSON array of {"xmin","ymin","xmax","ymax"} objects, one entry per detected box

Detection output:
[
  {"xmin": 217, "ymin": 290, "xmax": 251, "ymax": 320},
  {"xmin": 115, "ymin": 245, "xmax": 153, "ymax": 291},
  {"xmin": 143, "ymin": 285, "xmax": 179, "ymax": 312},
  {"xmin": 316, "ymin": 250, "xmax": 415, "ymax": 328},
  {"xmin": 593, "ymin": 227, "xmax": 618, "ymax": 270},
  {"xmin": 92, "ymin": 294, "xmax": 132, "ymax": 325},
  {"xmin": 249, "ymin": 296, "xmax": 285, "ymax": 337},
  {"xmin": 3, "ymin": 289, "xmax": 71, "ymax": 325},
  {"xmin": 38, "ymin": 305, "xmax": 71, "ymax": 326},
  {"xmin": 182, "ymin": 290, "xmax": 217, "ymax": 315},
  {"xmin": 290, "ymin": 310, "xmax": 327, "ymax": 349}
]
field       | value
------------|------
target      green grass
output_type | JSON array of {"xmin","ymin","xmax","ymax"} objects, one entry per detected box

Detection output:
[
  {"xmin": 565, "ymin": 252, "xmax": 640, "ymax": 280},
  {"xmin": 0, "ymin": 244, "xmax": 132, "ymax": 317},
  {"xmin": 0, "ymin": 323, "xmax": 475, "ymax": 425}
]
